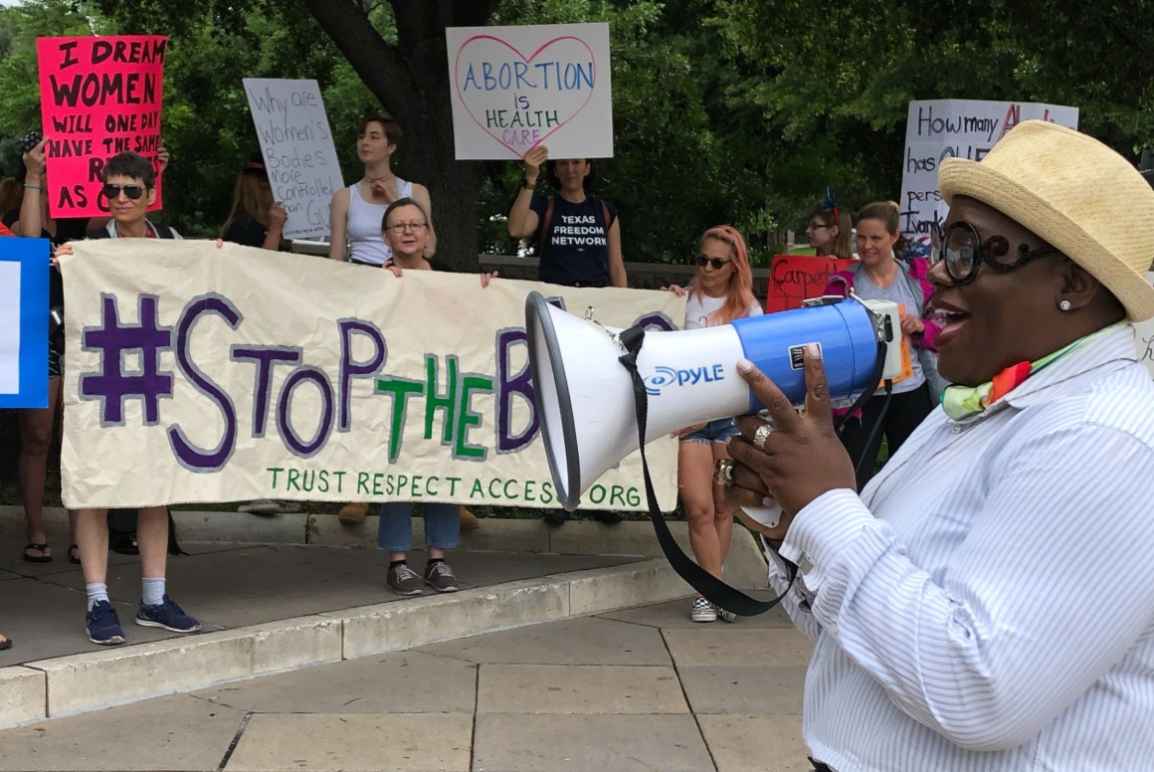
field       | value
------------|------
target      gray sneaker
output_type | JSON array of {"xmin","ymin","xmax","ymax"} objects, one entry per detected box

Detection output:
[
  {"xmin": 424, "ymin": 560, "xmax": 460, "ymax": 593},
  {"xmin": 387, "ymin": 562, "xmax": 423, "ymax": 595}
]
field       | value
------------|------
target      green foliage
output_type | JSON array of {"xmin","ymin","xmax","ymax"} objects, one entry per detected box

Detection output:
[
  {"xmin": 3, "ymin": 0, "xmax": 1153, "ymax": 253},
  {"xmin": 703, "ymin": 0, "xmax": 1154, "ymax": 234}
]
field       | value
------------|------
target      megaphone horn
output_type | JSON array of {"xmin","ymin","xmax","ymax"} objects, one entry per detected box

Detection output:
[{"xmin": 526, "ymin": 291, "xmax": 901, "ymax": 512}]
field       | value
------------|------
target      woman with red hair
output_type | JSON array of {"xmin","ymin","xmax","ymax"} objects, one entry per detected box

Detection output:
[{"xmin": 668, "ymin": 225, "xmax": 762, "ymax": 622}]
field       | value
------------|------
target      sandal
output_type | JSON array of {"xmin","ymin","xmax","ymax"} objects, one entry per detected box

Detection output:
[
  {"xmin": 0, "ymin": 633, "xmax": 11, "ymax": 651},
  {"xmin": 68, "ymin": 544, "xmax": 81, "ymax": 564},
  {"xmin": 22, "ymin": 543, "xmax": 53, "ymax": 563}
]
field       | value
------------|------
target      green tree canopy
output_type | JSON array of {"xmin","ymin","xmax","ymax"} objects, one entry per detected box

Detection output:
[{"xmin": 2, "ymin": 0, "xmax": 1151, "ymax": 265}]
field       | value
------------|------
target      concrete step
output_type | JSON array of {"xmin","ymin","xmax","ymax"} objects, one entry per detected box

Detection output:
[
  {"xmin": 0, "ymin": 506, "xmax": 770, "ymax": 729},
  {"xmin": 1, "ymin": 557, "xmax": 717, "ymax": 728}
]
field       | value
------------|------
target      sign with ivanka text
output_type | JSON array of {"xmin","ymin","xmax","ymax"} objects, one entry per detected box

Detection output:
[
  {"xmin": 898, "ymin": 99, "xmax": 1078, "ymax": 241},
  {"xmin": 36, "ymin": 35, "xmax": 167, "ymax": 218},
  {"xmin": 765, "ymin": 255, "xmax": 856, "ymax": 313},
  {"xmin": 447, "ymin": 23, "xmax": 614, "ymax": 160},
  {"xmin": 0, "ymin": 238, "xmax": 50, "ymax": 409},
  {"xmin": 59, "ymin": 241, "xmax": 681, "ymax": 510},
  {"xmin": 243, "ymin": 78, "xmax": 344, "ymax": 240}
]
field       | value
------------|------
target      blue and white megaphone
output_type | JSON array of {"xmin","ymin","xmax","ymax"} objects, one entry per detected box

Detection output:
[{"xmin": 525, "ymin": 292, "xmax": 905, "ymax": 524}]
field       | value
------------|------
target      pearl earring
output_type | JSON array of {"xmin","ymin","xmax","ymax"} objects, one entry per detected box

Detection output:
[{"xmin": 1059, "ymin": 299, "xmax": 1073, "ymax": 312}]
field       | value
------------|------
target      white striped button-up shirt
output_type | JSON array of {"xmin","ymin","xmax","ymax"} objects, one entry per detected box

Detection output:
[{"xmin": 768, "ymin": 324, "xmax": 1154, "ymax": 771}]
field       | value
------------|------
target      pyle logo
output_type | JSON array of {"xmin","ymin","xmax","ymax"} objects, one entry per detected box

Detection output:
[{"xmin": 643, "ymin": 364, "xmax": 725, "ymax": 396}]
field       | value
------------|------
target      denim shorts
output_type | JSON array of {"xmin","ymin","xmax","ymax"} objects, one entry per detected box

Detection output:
[{"xmin": 682, "ymin": 417, "xmax": 739, "ymax": 444}]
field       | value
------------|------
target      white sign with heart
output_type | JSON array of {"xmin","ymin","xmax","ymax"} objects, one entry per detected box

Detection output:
[{"xmin": 447, "ymin": 23, "xmax": 613, "ymax": 161}]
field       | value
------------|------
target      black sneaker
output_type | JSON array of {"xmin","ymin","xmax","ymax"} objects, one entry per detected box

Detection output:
[
  {"xmin": 86, "ymin": 600, "xmax": 126, "ymax": 645},
  {"xmin": 387, "ymin": 562, "xmax": 424, "ymax": 595},
  {"xmin": 424, "ymin": 560, "xmax": 460, "ymax": 593},
  {"xmin": 136, "ymin": 595, "xmax": 201, "ymax": 633}
]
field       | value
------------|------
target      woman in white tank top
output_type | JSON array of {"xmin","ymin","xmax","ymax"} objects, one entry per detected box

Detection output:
[
  {"xmin": 328, "ymin": 114, "xmax": 437, "ymax": 266},
  {"xmin": 328, "ymin": 114, "xmax": 439, "ymax": 525}
]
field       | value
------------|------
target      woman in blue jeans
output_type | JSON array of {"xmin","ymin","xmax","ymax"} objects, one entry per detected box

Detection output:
[
  {"xmin": 666, "ymin": 226, "xmax": 763, "ymax": 622},
  {"xmin": 377, "ymin": 197, "xmax": 494, "ymax": 595},
  {"xmin": 379, "ymin": 501, "xmax": 461, "ymax": 595}
]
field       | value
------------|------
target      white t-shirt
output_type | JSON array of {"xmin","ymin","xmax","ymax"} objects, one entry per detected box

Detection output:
[{"xmin": 684, "ymin": 291, "xmax": 763, "ymax": 329}]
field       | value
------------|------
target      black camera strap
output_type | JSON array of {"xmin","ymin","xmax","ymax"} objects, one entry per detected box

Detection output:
[{"xmin": 615, "ymin": 325, "xmax": 886, "ymax": 617}]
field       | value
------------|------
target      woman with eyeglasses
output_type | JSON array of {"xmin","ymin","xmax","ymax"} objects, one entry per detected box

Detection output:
[
  {"xmin": 328, "ymin": 115, "xmax": 437, "ymax": 525},
  {"xmin": 328, "ymin": 115, "xmax": 436, "ymax": 269},
  {"xmin": 55, "ymin": 150, "xmax": 201, "ymax": 647},
  {"xmin": 804, "ymin": 206, "xmax": 854, "ymax": 259},
  {"xmin": 375, "ymin": 197, "xmax": 493, "ymax": 596},
  {"xmin": 665, "ymin": 226, "xmax": 762, "ymax": 622},
  {"xmin": 823, "ymin": 201, "xmax": 941, "ymax": 487}
]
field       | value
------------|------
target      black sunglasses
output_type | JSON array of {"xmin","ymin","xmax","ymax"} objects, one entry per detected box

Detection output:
[
  {"xmin": 931, "ymin": 220, "xmax": 1061, "ymax": 285},
  {"xmin": 101, "ymin": 184, "xmax": 146, "ymax": 201},
  {"xmin": 694, "ymin": 255, "xmax": 732, "ymax": 270}
]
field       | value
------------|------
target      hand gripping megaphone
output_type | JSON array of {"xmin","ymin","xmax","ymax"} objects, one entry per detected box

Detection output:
[{"xmin": 525, "ymin": 291, "xmax": 903, "ymax": 616}]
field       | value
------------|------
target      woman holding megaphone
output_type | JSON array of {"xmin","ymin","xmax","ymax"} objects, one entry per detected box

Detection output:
[{"xmin": 665, "ymin": 226, "xmax": 763, "ymax": 623}]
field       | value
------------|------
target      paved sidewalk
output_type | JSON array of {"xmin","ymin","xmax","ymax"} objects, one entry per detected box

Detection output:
[
  {"xmin": 0, "ymin": 541, "xmax": 637, "ymax": 665},
  {"xmin": 0, "ymin": 598, "xmax": 812, "ymax": 772}
]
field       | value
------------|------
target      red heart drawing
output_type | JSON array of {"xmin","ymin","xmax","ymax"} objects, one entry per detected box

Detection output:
[{"xmin": 454, "ymin": 34, "xmax": 598, "ymax": 158}]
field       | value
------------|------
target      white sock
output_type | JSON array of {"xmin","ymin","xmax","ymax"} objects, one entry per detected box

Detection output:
[
  {"xmin": 142, "ymin": 577, "xmax": 166, "ymax": 607},
  {"xmin": 86, "ymin": 582, "xmax": 109, "ymax": 611}
]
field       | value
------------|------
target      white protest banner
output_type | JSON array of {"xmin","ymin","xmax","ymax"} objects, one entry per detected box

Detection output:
[
  {"xmin": 446, "ymin": 23, "xmax": 613, "ymax": 160},
  {"xmin": 898, "ymin": 99, "xmax": 1078, "ymax": 240},
  {"xmin": 243, "ymin": 78, "xmax": 344, "ymax": 240},
  {"xmin": 59, "ymin": 241, "xmax": 681, "ymax": 511}
]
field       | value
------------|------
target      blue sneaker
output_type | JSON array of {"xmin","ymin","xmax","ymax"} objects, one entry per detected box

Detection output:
[
  {"xmin": 86, "ymin": 601, "xmax": 126, "ymax": 645},
  {"xmin": 135, "ymin": 595, "xmax": 201, "ymax": 633}
]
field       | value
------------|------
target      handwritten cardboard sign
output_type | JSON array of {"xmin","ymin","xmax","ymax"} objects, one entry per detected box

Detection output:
[
  {"xmin": 446, "ymin": 23, "xmax": 613, "ymax": 160},
  {"xmin": 36, "ymin": 35, "xmax": 167, "ymax": 219},
  {"xmin": 765, "ymin": 255, "xmax": 856, "ymax": 313},
  {"xmin": 898, "ymin": 99, "xmax": 1078, "ymax": 243},
  {"xmin": 243, "ymin": 78, "xmax": 345, "ymax": 241}
]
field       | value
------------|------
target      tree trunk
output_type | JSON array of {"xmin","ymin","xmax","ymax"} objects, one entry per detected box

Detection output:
[{"xmin": 303, "ymin": 0, "xmax": 497, "ymax": 273}]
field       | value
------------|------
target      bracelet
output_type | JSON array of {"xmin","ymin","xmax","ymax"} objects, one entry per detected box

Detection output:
[
  {"xmin": 23, "ymin": 184, "xmax": 42, "ymax": 191},
  {"xmin": 522, "ymin": 177, "xmax": 538, "ymax": 191}
]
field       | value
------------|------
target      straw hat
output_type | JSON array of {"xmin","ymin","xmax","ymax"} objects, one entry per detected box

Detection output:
[{"xmin": 939, "ymin": 120, "xmax": 1154, "ymax": 321}]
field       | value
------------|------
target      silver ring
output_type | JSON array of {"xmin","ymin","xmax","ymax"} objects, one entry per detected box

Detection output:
[
  {"xmin": 753, "ymin": 422, "xmax": 774, "ymax": 451},
  {"xmin": 714, "ymin": 459, "xmax": 735, "ymax": 487}
]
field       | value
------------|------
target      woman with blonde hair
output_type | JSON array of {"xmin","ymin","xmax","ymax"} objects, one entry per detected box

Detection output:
[{"xmin": 667, "ymin": 225, "xmax": 763, "ymax": 622}]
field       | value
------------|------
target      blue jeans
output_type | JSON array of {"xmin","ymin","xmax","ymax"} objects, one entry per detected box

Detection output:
[
  {"xmin": 682, "ymin": 418, "xmax": 739, "ymax": 444},
  {"xmin": 377, "ymin": 502, "xmax": 460, "ymax": 552}
]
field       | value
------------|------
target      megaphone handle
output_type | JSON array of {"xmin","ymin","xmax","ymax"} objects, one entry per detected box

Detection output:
[{"xmin": 617, "ymin": 326, "xmax": 797, "ymax": 618}]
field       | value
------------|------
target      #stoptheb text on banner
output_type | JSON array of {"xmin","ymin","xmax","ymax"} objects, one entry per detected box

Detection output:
[{"xmin": 59, "ymin": 241, "xmax": 682, "ymax": 511}]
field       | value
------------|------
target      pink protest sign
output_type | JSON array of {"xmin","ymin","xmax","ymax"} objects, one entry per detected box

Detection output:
[{"xmin": 36, "ymin": 35, "xmax": 168, "ymax": 219}]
